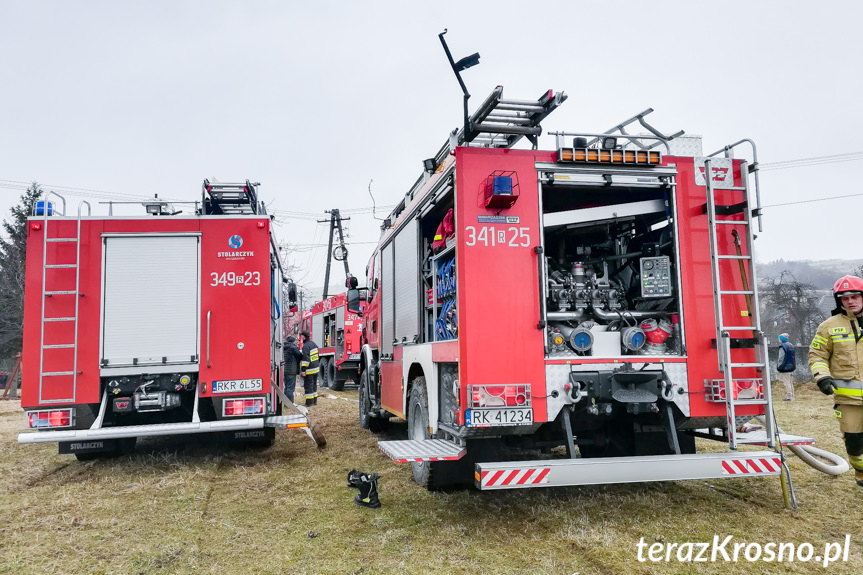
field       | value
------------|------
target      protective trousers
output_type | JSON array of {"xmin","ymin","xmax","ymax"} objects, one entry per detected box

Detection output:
[
  {"xmin": 304, "ymin": 372, "xmax": 319, "ymax": 406},
  {"xmin": 836, "ymin": 404, "xmax": 863, "ymax": 486}
]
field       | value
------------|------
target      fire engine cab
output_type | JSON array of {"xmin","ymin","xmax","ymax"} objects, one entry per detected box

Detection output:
[
  {"xmin": 18, "ymin": 181, "xmax": 317, "ymax": 459},
  {"xmin": 358, "ymin": 86, "xmax": 811, "ymax": 490}
]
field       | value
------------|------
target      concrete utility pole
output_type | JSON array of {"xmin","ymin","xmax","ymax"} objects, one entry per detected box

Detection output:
[{"xmin": 318, "ymin": 209, "xmax": 351, "ymax": 299}]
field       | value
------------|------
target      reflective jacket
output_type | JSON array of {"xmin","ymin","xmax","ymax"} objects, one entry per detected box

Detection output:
[
  {"xmin": 809, "ymin": 312, "xmax": 863, "ymax": 405},
  {"xmin": 300, "ymin": 339, "xmax": 320, "ymax": 375}
]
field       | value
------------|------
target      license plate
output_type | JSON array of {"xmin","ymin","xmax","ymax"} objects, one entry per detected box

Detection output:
[
  {"xmin": 212, "ymin": 378, "xmax": 263, "ymax": 394},
  {"xmin": 348, "ymin": 353, "xmax": 360, "ymax": 359},
  {"xmin": 466, "ymin": 408, "xmax": 533, "ymax": 427}
]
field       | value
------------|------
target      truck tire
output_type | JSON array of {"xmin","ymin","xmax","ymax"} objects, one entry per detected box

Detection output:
[
  {"xmin": 319, "ymin": 358, "xmax": 330, "ymax": 388},
  {"xmin": 359, "ymin": 370, "xmax": 388, "ymax": 432},
  {"xmin": 329, "ymin": 361, "xmax": 343, "ymax": 391},
  {"xmin": 407, "ymin": 377, "xmax": 457, "ymax": 490}
]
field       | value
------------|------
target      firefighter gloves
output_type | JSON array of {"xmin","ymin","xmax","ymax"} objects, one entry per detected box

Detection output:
[{"xmin": 817, "ymin": 377, "xmax": 837, "ymax": 395}]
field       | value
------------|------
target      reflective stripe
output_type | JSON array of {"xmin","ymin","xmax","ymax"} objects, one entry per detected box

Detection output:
[
  {"xmin": 434, "ymin": 234, "xmax": 443, "ymax": 240},
  {"xmin": 849, "ymin": 454, "xmax": 863, "ymax": 471},
  {"xmin": 812, "ymin": 335, "xmax": 828, "ymax": 346},
  {"xmin": 811, "ymin": 361, "xmax": 830, "ymax": 371},
  {"xmin": 305, "ymin": 392, "xmax": 318, "ymax": 399},
  {"xmin": 305, "ymin": 367, "xmax": 320, "ymax": 374},
  {"xmin": 835, "ymin": 380, "xmax": 863, "ymax": 399},
  {"xmin": 831, "ymin": 334, "xmax": 854, "ymax": 342},
  {"xmin": 301, "ymin": 361, "xmax": 309, "ymax": 368}
]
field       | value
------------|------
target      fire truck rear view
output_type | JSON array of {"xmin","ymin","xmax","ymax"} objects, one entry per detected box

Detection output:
[
  {"xmin": 358, "ymin": 85, "xmax": 811, "ymax": 490},
  {"xmin": 17, "ymin": 181, "xmax": 319, "ymax": 458}
]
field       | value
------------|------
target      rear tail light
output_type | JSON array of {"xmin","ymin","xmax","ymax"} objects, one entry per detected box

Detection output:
[
  {"xmin": 468, "ymin": 385, "xmax": 531, "ymax": 408},
  {"xmin": 27, "ymin": 409, "xmax": 74, "ymax": 428},
  {"xmin": 223, "ymin": 397, "xmax": 265, "ymax": 417}
]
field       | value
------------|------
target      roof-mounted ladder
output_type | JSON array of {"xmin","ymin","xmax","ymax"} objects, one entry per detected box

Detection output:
[
  {"xmin": 587, "ymin": 108, "xmax": 685, "ymax": 151},
  {"xmin": 460, "ymin": 86, "xmax": 567, "ymax": 149},
  {"xmin": 202, "ymin": 179, "xmax": 263, "ymax": 215}
]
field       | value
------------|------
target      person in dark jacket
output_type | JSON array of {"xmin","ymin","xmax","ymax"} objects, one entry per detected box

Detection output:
[
  {"xmin": 776, "ymin": 333, "xmax": 796, "ymax": 401},
  {"xmin": 283, "ymin": 335, "xmax": 302, "ymax": 403},
  {"xmin": 299, "ymin": 330, "xmax": 320, "ymax": 407}
]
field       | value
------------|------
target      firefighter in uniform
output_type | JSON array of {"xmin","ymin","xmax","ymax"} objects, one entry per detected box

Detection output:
[
  {"xmin": 809, "ymin": 275, "xmax": 863, "ymax": 487},
  {"xmin": 299, "ymin": 330, "xmax": 320, "ymax": 407}
]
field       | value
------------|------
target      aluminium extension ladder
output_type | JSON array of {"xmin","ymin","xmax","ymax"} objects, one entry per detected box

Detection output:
[
  {"xmin": 703, "ymin": 145, "xmax": 777, "ymax": 450},
  {"xmin": 37, "ymin": 192, "xmax": 89, "ymax": 404}
]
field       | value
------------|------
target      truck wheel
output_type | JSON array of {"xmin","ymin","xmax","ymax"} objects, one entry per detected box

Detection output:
[
  {"xmin": 319, "ymin": 358, "xmax": 330, "ymax": 388},
  {"xmin": 407, "ymin": 377, "xmax": 456, "ymax": 490},
  {"xmin": 329, "ymin": 361, "xmax": 344, "ymax": 391},
  {"xmin": 359, "ymin": 370, "xmax": 388, "ymax": 432}
]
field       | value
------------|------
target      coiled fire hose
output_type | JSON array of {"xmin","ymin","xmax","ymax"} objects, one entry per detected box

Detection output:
[{"xmin": 755, "ymin": 415, "xmax": 849, "ymax": 475}]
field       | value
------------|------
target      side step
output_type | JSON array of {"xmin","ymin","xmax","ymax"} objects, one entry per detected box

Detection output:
[
  {"xmin": 475, "ymin": 451, "xmax": 781, "ymax": 490},
  {"xmin": 737, "ymin": 429, "xmax": 814, "ymax": 447},
  {"xmin": 378, "ymin": 439, "xmax": 466, "ymax": 462},
  {"xmin": 18, "ymin": 418, "xmax": 265, "ymax": 443}
]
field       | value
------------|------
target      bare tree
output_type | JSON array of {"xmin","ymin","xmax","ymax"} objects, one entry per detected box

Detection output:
[
  {"xmin": 759, "ymin": 271, "xmax": 825, "ymax": 345},
  {"xmin": 0, "ymin": 183, "xmax": 43, "ymax": 359}
]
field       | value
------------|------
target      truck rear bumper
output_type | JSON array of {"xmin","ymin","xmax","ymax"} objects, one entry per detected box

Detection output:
[
  {"xmin": 17, "ymin": 417, "xmax": 287, "ymax": 444},
  {"xmin": 475, "ymin": 450, "xmax": 782, "ymax": 490}
]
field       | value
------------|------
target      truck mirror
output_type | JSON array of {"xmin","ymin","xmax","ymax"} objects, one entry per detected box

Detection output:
[
  {"xmin": 287, "ymin": 282, "xmax": 297, "ymax": 305},
  {"xmin": 347, "ymin": 288, "xmax": 362, "ymax": 315}
]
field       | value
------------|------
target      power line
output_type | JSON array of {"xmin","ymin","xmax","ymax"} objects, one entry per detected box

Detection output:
[
  {"xmin": 759, "ymin": 151, "xmax": 863, "ymax": 171},
  {"xmin": 761, "ymin": 192, "xmax": 863, "ymax": 209}
]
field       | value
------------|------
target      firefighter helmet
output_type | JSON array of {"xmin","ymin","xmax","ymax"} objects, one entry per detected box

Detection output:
[
  {"xmin": 833, "ymin": 275, "xmax": 863, "ymax": 296},
  {"xmin": 832, "ymin": 275, "xmax": 863, "ymax": 314}
]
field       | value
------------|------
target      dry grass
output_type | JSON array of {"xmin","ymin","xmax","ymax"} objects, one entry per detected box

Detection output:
[{"xmin": 0, "ymin": 384, "xmax": 861, "ymax": 574}]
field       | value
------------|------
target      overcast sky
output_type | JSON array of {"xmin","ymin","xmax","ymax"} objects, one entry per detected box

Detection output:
[{"xmin": 2, "ymin": 1, "xmax": 862, "ymax": 301}]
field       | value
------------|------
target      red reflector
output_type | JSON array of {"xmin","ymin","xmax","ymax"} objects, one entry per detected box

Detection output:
[
  {"xmin": 257, "ymin": 221, "xmax": 266, "ymax": 228},
  {"xmin": 31, "ymin": 223, "xmax": 42, "ymax": 230}
]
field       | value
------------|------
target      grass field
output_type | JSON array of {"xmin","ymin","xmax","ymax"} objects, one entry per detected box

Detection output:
[{"xmin": 0, "ymin": 384, "xmax": 860, "ymax": 574}]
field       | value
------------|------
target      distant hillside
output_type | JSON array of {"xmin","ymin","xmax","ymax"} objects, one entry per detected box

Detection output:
[{"xmin": 757, "ymin": 259, "xmax": 863, "ymax": 290}]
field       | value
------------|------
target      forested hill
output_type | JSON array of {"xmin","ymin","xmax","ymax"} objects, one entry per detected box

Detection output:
[{"xmin": 758, "ymin": 259, "xmax": 863, "ymax": 289}]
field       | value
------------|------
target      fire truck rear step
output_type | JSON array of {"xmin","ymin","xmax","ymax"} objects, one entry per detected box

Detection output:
[
  {"xmin": 17, "ymin": 418, "xmax": 268, "ymax": 443},
  {"xmin": 378, "ymin": 439, "xmax": 466, "ymax": 462},
  {"xmin": 475, "ymin": 451, "xmax": 782, "ymax": 490},
  {"xmin": 264, "ymin": 414, "xmax": 309, "ymax": 429}
]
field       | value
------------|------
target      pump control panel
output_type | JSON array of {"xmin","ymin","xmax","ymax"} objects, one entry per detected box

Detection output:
[{"xmin": 640, "ymin": 256, "xmax": 672, "ymax": 297}]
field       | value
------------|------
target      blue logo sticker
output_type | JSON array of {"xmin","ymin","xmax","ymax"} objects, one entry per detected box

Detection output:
[{"xmin": 229, "ymin": 235, "xmax": 243, "ymax": 249}]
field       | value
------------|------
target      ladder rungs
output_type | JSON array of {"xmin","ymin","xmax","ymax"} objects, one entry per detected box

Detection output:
[
  {"xmin": 728, "ymin": 362, "xmax": 766, "ymax": 368},
  {"xmin": 719, "ymin": 290, "xmax": 754, "ymax": 295},
  {"xmin": 45, "ymin": 291, "xmax": 77, "ymax": 295},
  {"xmin": 43, "ymin": 317, "xmax": 76, "ymax": 322},
  {"xmin": 43, "ymin": 344, "xmax": 75, "ymax": 349},
  {"xmin": 46, "ymin": 238, "xmax": 78, "ymax": 242},
  {"xmin": 720, "ymin": 326, "xmax": 756, "ymax": 331},
  {"xmin": 714, "ymin": 220, "xmax": 750, "ymax": 225},
  {"xmin": 729, "ymin": 399, "xmax": 768, "ymax": 406},
  {"xmin": 717, "ymin": 255, "xmax": 751, "ymax": 260},
  {"xmin": 45, "ymin": 264, "xmax": 77, "ymax": 269},
  {"xmin": 42, "ymin": 371, "xmax": 75, "ymax": 376}
]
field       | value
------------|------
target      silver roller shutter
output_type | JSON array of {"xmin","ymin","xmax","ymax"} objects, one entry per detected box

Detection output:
[
  {"xmin": 101, "ymin": 235, "xmax": 200, "ymax": 367},
  {"xmin": 393, "ymin": 219, "xmax": 419, "ymax": 345}
]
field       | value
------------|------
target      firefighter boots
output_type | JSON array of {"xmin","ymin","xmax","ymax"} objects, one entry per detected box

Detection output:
[
  {"xmin": 354, "ymin": 473, "xmax": 381, "ymax": 508},
  {"xmin": 347, "ymin": 469, "xmax": 365, "ymax": 489}
]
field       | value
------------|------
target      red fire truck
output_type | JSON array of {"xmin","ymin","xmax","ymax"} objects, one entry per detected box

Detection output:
[
  {"xmin": 17, "ymin": 181, "xmax": 317, "ymax": 459},
  {"xmin": 301, "ymin": 293, "xmax": 364, "ymax": 391},
  {"xmin": 358, "ymin": 86, "xmax": 808, "ymax": 490}
]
